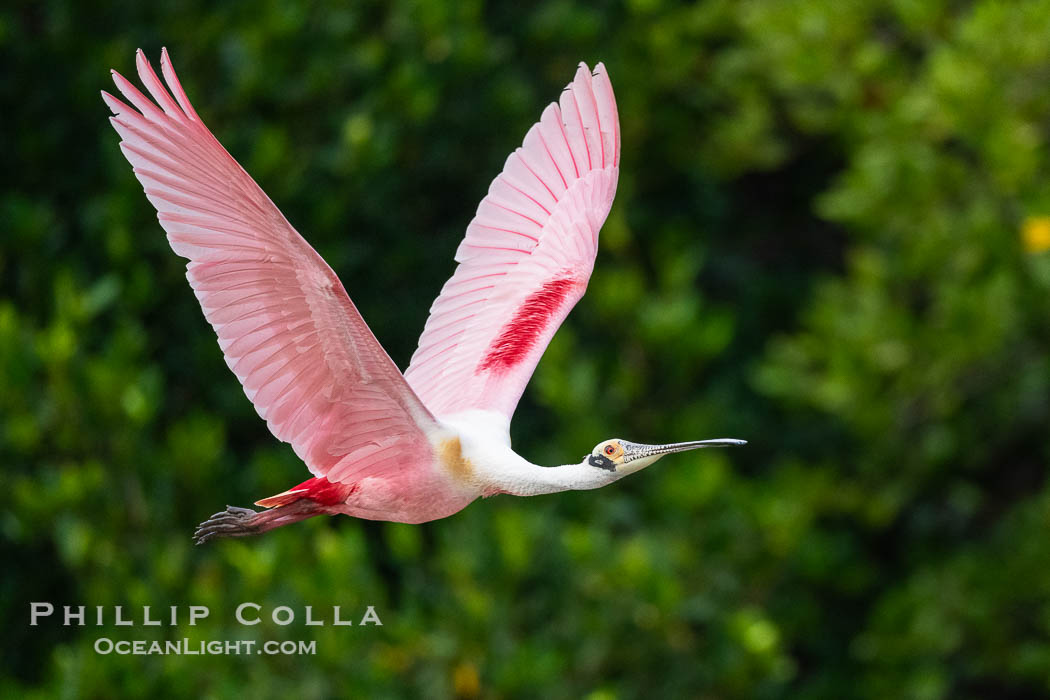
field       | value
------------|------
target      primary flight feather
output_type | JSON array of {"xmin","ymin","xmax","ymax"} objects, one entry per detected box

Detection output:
[{"xmin": 103, "ymin": 49, "xmax": 745, "ymax": 543}]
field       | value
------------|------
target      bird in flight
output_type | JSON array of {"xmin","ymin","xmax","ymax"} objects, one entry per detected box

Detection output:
[{"xmin": 103, "ymin": 49, "xmax": 746, "ymax": 544}]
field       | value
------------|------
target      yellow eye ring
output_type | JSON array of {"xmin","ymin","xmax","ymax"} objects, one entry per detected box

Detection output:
[{"xmin": 604, "ymin": 444, "xmax": 617, "ymax": 456}]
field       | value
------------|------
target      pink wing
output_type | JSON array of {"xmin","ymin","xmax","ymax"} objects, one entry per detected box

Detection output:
[
  {"xmin": 103, "ymin": 49, "xmax": 438, "ymax": 485},
  {"xmin": 404, "ymin": 63, "xmax": 620, "ymax": 423}
]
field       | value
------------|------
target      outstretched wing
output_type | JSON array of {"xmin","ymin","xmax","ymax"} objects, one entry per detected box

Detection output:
[
  {"xmin": 104, "ymin": 49, "xmax": 438, "ymax": 485},
  {"xmin": 404, "ymin": 63, "xmax": 620, "ymax": 425}
]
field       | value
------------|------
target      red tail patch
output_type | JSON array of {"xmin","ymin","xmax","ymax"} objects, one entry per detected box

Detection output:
[
  {"xmin": 477, "ymin": 277, "xmax": 579, "ymax": 373},
  {"xmin": 255, "ymin": 476, "xmax": 355, "ymax": 508}
]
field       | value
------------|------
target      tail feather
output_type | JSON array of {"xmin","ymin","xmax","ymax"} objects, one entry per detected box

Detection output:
[
  {"xmin": 254, "ymin": 488, "xmax": 308, "ymax": 508},
  {"xmin": 254, "ymin": 475, "xmax": 355, "ymax": 509}
]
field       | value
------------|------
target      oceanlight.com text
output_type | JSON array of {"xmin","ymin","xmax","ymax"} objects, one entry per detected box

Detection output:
[{"xmin": 93, "ymin": 638, "xmax": 317, "ymax": 656}]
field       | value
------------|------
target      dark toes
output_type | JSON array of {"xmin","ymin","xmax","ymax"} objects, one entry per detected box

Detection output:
[
  {"xmin": 192, "ymin": 505, "xmax": 260, "ymax": 545},
  {"xmin": 225, "ymin": 505, "xmax": 256, "ymax": 516}
]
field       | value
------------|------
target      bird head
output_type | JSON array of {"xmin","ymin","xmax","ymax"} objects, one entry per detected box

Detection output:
[{"xmin": 586, "ymin": 437, "xmax": 747, "ymax": 477}]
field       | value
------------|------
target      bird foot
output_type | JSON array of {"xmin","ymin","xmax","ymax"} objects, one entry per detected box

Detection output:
[{"xmin": 193, "ymin": 505, "xmax": 261, "ymax": 545}]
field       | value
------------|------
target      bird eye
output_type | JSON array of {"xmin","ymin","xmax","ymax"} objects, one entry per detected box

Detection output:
[{"xmin": 604, "ymin": 444, "xmax": 617, "ymax": 456}]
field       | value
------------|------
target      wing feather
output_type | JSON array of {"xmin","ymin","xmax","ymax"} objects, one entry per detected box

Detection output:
[
  {"xmin": 105, "ymin": 49, "xmax": 438, "ymax": 485},
  {"xmin": 404, "ymin": 63, "xmax": 620, "ymax": 424}
]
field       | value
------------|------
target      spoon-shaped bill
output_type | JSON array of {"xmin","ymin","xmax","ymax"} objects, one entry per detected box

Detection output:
[{"xmin": 624, "ymin": 438, "xmax": 747, "ymax": 462}]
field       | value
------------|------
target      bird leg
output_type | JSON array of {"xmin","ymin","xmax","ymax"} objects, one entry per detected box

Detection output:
[{"xmin": 193, "ymin": 501, "xmax": 320, "ymax": 545}]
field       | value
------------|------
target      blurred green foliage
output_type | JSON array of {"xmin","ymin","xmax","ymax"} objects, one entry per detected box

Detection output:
[{"xmin": 3, "ymin": 0, "xmax": 1050, "ymax": 697}]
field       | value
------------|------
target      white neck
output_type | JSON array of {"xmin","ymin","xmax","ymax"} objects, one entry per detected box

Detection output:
[
  {"xmin": 437, "ymin": 412, "xmax": 626, "ymax": 497},
  {"xmin": 488, "ymin": 457, "xmax": 618, "ymax": 497}
]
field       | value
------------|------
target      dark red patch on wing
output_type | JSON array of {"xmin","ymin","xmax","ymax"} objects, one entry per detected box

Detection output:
[
  {"xmin": 477, "ymin": 277, "xmax": 579, "ymax": 373},
  {"xmin": 255, "ymin": 476, "xmax": 356, "ymax": 508}
]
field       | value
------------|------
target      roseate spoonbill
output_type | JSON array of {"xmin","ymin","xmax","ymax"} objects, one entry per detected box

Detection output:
[{"xmin": 102, "ymin": 49, "xmax": 746, "ymax": 544}]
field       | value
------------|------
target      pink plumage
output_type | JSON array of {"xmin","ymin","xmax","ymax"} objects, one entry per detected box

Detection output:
[
  {"xmin": 104, "ymin": 49, "xmax": 452, "ymax": 525},
  {"xmin": 404, "ymin": 63, "xmax": 620, "ymax": 421},
  {"xmin": 101, "ymin": 50, "xmax": 737, "ymax": 545}
]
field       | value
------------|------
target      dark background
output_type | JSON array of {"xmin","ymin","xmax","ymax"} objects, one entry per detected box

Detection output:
[{"xmin": 4, "ymin": 0, "xmax": 1050, "ymax": 697}]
